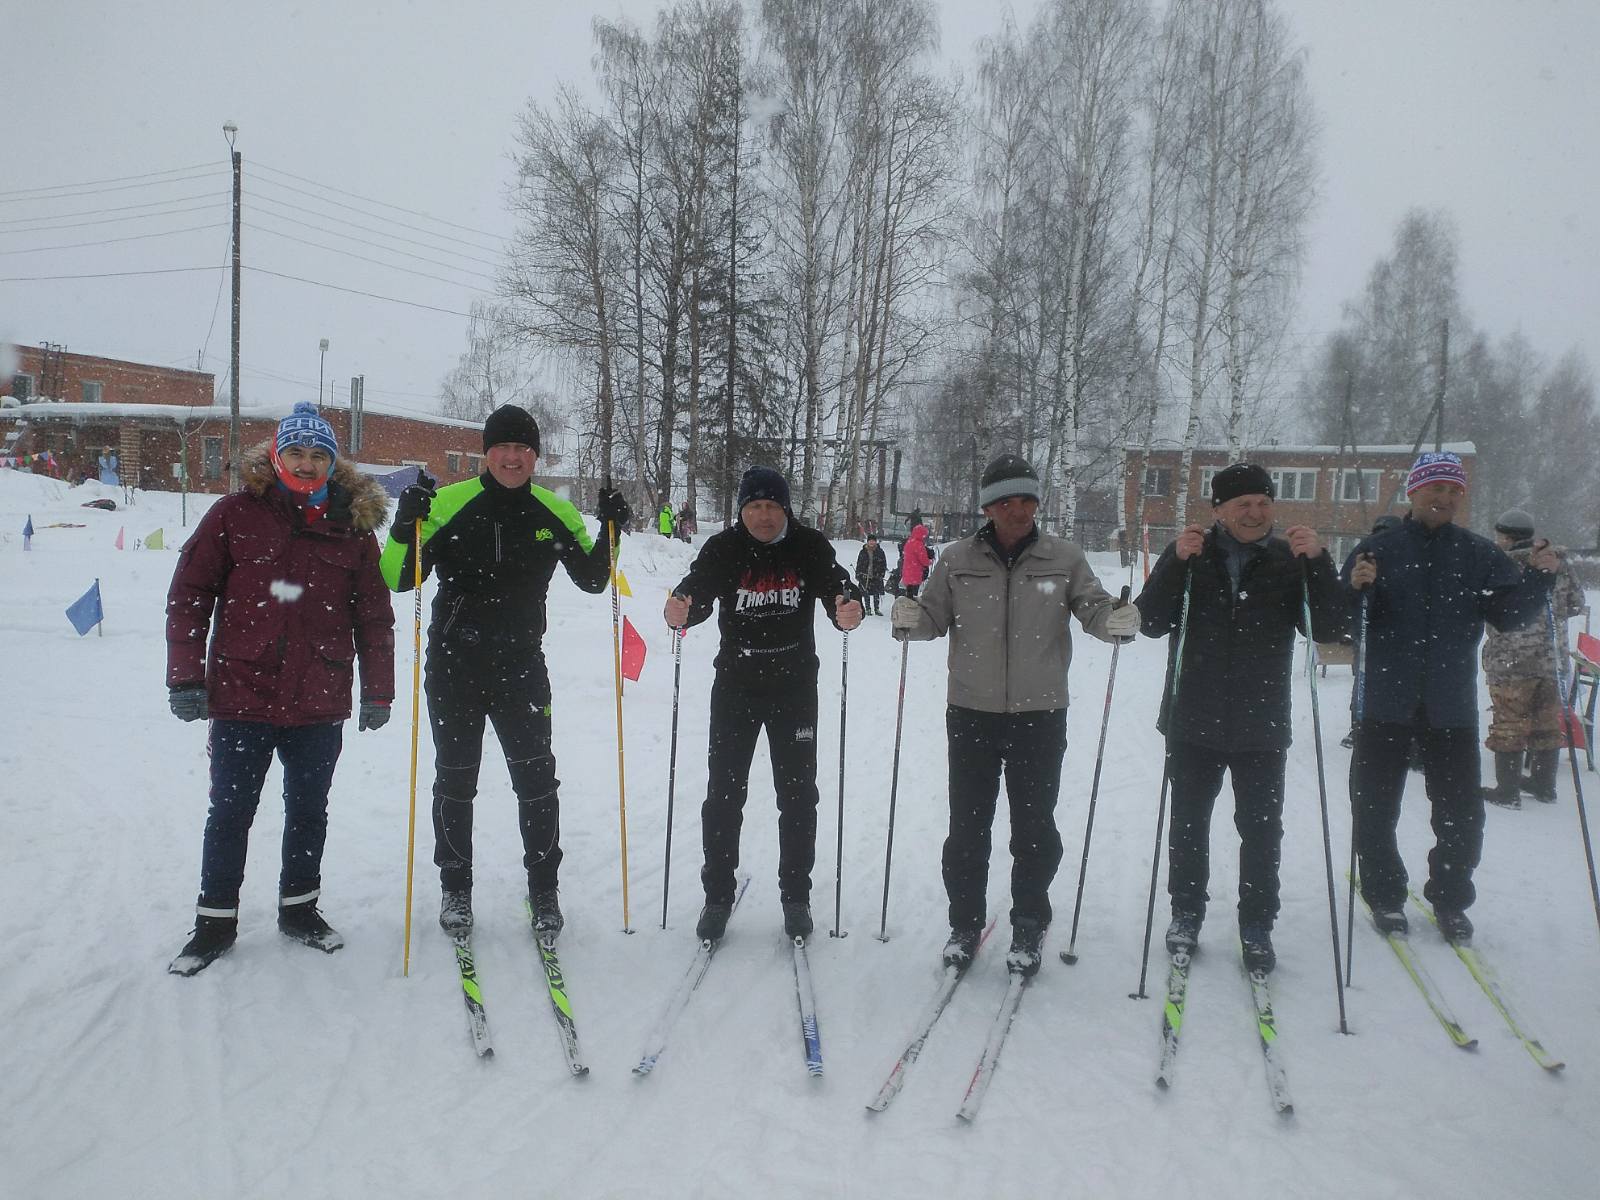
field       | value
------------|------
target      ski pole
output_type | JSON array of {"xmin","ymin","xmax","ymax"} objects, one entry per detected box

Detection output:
[
  {"xmin": 830, "ymin": 627, "xmax": 850, "ymax": 939},
  {"xmin": 661, "ymin": 600, "xmax": 686, "ymax": 931},
  {"xmin": 1301, "ymin": 558, "xmax": 1350, "ymax": 1035},
  {"xmin": 607, "ymin": 505, "xmax": 633, "ymax": 934},
  {"xmin": 1549, "ymin": 591, "xmax": 1600, "ymax": 946},
  {"xmin": 1061, "ymin": 585, "xmax": 1133, "ymax": 965},
  {"xmin": 402, "ymin": 516, "xmax": 423, "ymax": 977},
  {"xmin": 1346, "ymin": 589, "xmax": 1369, "ymax": 988},
  {"xmin": 876, "ymin": 636, "xmax": 911, "ymax": 941},
  {"xmin": 1132, "ymin": 560, "xmax": 1192, "ymax": 1000}
]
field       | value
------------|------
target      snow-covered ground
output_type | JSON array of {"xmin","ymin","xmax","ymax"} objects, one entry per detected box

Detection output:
[{"xmin": 2, "ymin": 466, "xmax": 1596, "ymax": 1199}]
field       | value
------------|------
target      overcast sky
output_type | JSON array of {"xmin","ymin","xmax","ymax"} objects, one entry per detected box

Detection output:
[{"xmin": 4, "ymin": 0, "xmax": 1596, "ymax": 427}]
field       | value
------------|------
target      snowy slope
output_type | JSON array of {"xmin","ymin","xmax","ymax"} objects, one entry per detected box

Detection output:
[{"xmin": 1, "ymin": 466, "xmax": 1596, "ymax": 1199}]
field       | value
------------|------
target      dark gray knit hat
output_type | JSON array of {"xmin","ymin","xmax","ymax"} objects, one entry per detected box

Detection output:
[
  {"xmin": 483, "ymin": 404, "xmax": 541, "ymax": 454},
  {"xmin": 1211, "ymin": 462, "xmax": 1274, "ymax": 506},
  {"xmin": 979, "ymin": 454, "xmax": 1040, "ymax": 507},
  {"xmin": 1494, "ymin": 508, "xmax": 1535, "ymax": 538}
]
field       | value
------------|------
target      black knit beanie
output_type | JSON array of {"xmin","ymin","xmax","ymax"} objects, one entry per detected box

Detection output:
[
  {"xmin": 482, "ymin": 405, "xmax": 541, "ymax": 454},
  {"xmin": 737, "ymin": 465, "xmax": 791, "ymax": 512},
  {"xmin": 1211, "ymin": 463, "xmax": 1274, "ymax": 506},
  {"xmin": 978, "ymin": 454, "xmax": 1040, "ymax": 507}
]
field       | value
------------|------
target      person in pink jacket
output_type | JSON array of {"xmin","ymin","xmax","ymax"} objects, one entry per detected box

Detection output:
[{"xmin": 899, "ymin": 523, "xmax": 933, "ymax": 597}]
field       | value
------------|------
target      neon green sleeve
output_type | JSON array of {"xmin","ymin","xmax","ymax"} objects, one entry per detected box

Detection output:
[{"xmin": 379, "ymin": 479, "xmax": 483, "ymax": 591}]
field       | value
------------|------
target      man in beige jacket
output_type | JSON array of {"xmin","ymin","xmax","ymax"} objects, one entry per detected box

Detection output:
[{"xmin": 892, "ymin": 453, "xmax": 1138, "ymax": 975}]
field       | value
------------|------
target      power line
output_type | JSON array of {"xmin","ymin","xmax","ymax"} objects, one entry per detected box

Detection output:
[
  {"xmin": 247, "ymin": 206, "xmax": 501, "ymax": 278},
  {"xmin": 0, "ymin": 192, "xmax": 229, "ymax": 226},
  {"xmin": 0, "ymin": 265, "xmax": 221, "ymax": 282},
  {"xmin": 243, "ymin": 264, "xmax": 474, "ymax": 317},
  {"xmin": 245, "ymin": 222, "xmax": 495, "ymax": 288},
  {"xmin": 250, "ymin": 175, "xmax": 502, "ymax": 254},
  {"xmin": 0, "ymin": 222, "xmax": 227, "ymax": 256},
  {"xmin": 253, "ymin": 159, "xmax": 505, "ymax": 242},
  {"xmin": 0, "ymin": 163, "xmax": 221, "ymax": 198},
  {"xmin": 249, "ymin": 192, "xmax": 503, "ymax": 270},
  {"xmin": 0, "ymin": 200, "xmax": 227, "ymax": 234},
  {"xmin": 0, "ymin": 168, "xmax": 227, "ymax": 206}
]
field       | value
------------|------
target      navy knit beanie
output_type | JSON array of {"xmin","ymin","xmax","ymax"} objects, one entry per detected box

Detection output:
[
  {"xmin": 483, "ymin": 405, "xmax": 541, "ymax": 454},
  {"xmin": 737, "ymin": 465, "xmax": 791, "ymax": 512}
]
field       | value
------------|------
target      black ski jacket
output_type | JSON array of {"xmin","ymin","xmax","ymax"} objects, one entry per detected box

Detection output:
[
  {"xmin": 856, "ymin": 544, "xmax": 887, "ymax": 592},
  {"xmin": 1137, "ymin": 529, "xmax": 1346, "ymax": 752},
  {"xmin": 675, "ymin": 521, "xmax": 856, "ymax": 690}
]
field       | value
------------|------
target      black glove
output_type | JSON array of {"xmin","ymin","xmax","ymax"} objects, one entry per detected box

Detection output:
[
  {"xmin": 358, "ymin": 700, "xmax": 391, "ymax": 732},
  {"xmin": 169, "ymin": 684, "xmax": 209, "ymax": 723},
  {"xmin": 392, "ymin": 470, "xmax": 437, "ymax": 542},
  {"xmin": 597, "ymin": 487, "xmax": 632, "ymax": 532}
]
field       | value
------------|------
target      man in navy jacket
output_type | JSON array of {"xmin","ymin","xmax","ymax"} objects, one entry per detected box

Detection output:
[{"xmin": 1343, "ymin": 452, "xmax": 1560, "ymax": 943}]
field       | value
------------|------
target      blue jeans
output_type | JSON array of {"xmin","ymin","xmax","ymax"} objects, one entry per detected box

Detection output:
[{"xmin": 197, "ymin": 719, "xmax": 344, "ymax": 909}]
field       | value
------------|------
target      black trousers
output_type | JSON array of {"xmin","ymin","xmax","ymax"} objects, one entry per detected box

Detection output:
[
  {"xmin": 943, "ymin": 705, "xmax": 1069, "ymax": 931},
  {"xmin": 701, "ymin": 677, "xmax": 820, "ymax": 906},
  {"xmin": 1351, "ymin": 718, "xmax": 1483, "ymax": 912},
  {"xmin": 426, "ymin": 641, "xmax": 561, "ymax": 893},
  {"xmin": 1165, "ymin": 740, "xmax": 1287, "ymax": 929}
]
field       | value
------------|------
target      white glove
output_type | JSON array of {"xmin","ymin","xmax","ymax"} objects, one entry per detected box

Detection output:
[
  {"xmin": 1104, "ymin": 604, "xmax": 1141, "ymax": 639},
  {"xmin": 890, "ymin": 597, "xmax": 923, "ymax": 632}
]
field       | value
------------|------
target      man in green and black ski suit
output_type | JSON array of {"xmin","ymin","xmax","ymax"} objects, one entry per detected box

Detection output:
[{"xmin": 381, "ymin": 404, "xmax": 632, "ymax": 939}]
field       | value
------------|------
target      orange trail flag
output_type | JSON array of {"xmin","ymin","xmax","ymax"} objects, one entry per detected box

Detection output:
[{"xmin": 621, "ymin": 616, "xmax": 647, "ymax": 682}]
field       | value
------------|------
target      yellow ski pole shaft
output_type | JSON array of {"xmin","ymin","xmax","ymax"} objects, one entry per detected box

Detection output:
[
  {"xmin": 609, "ymin": 517, "xmax": 632, "ymax": 932},
  {"xmin": 403, "ymin": 517, "xmax": 422, "ymax": 976}
]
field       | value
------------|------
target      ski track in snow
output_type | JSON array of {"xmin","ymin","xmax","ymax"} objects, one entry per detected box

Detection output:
[{"xmin": 1, "ymin": 470, "xmax": 1596, "ymax": 1198}]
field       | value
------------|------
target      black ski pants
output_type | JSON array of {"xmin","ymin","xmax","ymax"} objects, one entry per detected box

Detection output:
[
  {"xmin": 1351, "ymin": 717, "xmax": 1484, "ymax": 912},
  {"xmin": 1165, "ymin": 740, "xmax": 1287, "ymax": 929},
  {"xmin": 197, "ymin": 719, "xmax": 343, "ymax": 909},
  {"xmin": 943, "ymin": 705, "xmax": 1069, "ymax": 932},
  {"xmin": 701, "ymin": 676, "xmax": 820, "ymax": 907},
  {"xmin": 426, "ymin": 640, "xmax": 562, "ymax": 894}
]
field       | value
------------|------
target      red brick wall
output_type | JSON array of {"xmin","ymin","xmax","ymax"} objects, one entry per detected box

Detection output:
[{"xmin": 4, "ymin": 346, "xmax": 213, "ymax": 407}]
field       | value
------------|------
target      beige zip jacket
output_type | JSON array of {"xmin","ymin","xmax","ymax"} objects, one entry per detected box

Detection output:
[{"xmin": 901, "ymin": 527, "xmax": 1120, "ymax": 713}]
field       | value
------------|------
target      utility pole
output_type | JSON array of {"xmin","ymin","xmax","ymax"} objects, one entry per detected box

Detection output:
[
  {"xmin": 224, "ymin": 121, "xmax": 242, "ymax": 492},
  {"xmin": 1434, "ymin": 318, "xmax": 1448, "ymax": 452}
]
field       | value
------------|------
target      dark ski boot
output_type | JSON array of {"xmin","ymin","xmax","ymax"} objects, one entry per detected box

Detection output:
[
  {"xmin": 1240, "ymin": 924, "xmax": 1276, "ymax": 973},
  {"xmin": 439, "ymin": 889, "xmax": 473, "ymax": 936},
  {"xmin": 1524, "ymin": 749, "xmax": 1560, "ymax": 804},
  {"xmin": 169, "ymin": 911, "xmax": 238, "ymax": 977},
  {"xmin": 942, "ymin": 925, "xmax": 981, "ymax": 970},
  {"xmin": 278, "ymin": 896, "xmax": 344, "ymax": 953},
  {"xmin": 529, "ymin": 889, "xmax": 564, "ymax": 941},
  {"xmin": 1435, "ymin": 907, "xmax": 1474, "ymax": 945},
  {"xmin": 696, "ymin": 902, "xmax": 732, "ymax": 942},
  {"xmin": 1006, "ymin": 918, "xmax": 1046, "ymax": 977},
  {"xmin": 782, "ymin": 901, "xmax": 813, "ymax": 940},
  {"xmin": 1483, "ymin": 751, "xmax": 1522, "ymax": 808},
  {"xmin": 1164, "ymin": 910, "xmax": 1202, "ymax": 956},
  {"xmin": 1371, "ymin": 907, "xmax": 1408, "ymax": 937}
]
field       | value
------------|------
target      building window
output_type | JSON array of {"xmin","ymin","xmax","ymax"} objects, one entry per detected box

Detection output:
[
  {"xmin": 1270, "ymin": 468, "xmax": 1319, "ymax": 501},
  {"xmin": 1143, "ymin": 466, "xmax": 1173, "ymax": 497},
  {"xmin": 1337, "ymin": 469, "xmax": 1382, "ymax": 503},
  {"xmin": 82, "ymin": 380, "xmax": 103, "ymax": 403},
  {"xmin": 203, "ymin": 436, "xmax": 223, "ymax": 480},
  {"xmin": 467, "ymin": 453, "xmax": 483, "ymax": 475},
  {"xmin": 446, "ymin": 452, "xmax": 461, "ymax": 473},
  {"xmin": 10, "ymin": 373, "xmax": 32, "ymax": 401},
  {"xmin": 1198, "ymin": 466, "xmax": 1218, "ymax": 497}
]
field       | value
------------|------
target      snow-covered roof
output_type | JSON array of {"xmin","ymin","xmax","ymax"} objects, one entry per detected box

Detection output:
[
  {"xmin": 0, "ymin": 399, "xmax": 482, "ymax": 431},
  {"xmin": 1158, "ymin": 442, "xmax": 1477, "ymax": 456}
]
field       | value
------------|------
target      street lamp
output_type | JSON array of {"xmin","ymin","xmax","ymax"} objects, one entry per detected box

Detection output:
[{"xmin": 318, "ymin": 338, "xmax": 330, "ymax": 411}]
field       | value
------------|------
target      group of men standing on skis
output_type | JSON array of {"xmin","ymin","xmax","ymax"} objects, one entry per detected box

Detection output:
[{"xmin": 162, "ymin": 400, "xmax": 1570, "ymax": 985}]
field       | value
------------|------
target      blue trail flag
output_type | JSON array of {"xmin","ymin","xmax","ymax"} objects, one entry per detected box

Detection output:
[
  {"xmin": 22, "ymin": 514, "xmax": 33, "ymax": 550},
  {"xmin": 66, "ymin": 579, "xmax": 104, "ymax": 636}
]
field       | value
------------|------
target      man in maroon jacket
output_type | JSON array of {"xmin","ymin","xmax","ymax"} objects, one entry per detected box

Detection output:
[{"xmin": 165, "ymin": 403, "xmax": 395, "ymax": 975}]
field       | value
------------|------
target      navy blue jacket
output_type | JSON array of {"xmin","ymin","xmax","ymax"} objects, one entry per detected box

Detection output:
[
  {"xmin": 1137, "ymin": 530, "xmax": 1346, "ymax": 752},
  {"xmin": 1340, "ymin": 516, "xmax": 1552, "ymax": 728}
]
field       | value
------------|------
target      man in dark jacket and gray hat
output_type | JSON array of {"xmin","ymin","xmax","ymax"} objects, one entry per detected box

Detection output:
[
  {"xmin": 1136, "ymin": 463, "xmax": 1346, "ymax": 972},
  {"xmin": 664, "ymin": 466, "xmax": 862, "ymax": 942},
  {"xmin": 892, "ymin": 453, "xmax": 1138, "ymax": 976},
  {"xmin": 1344, "ymin": 452, "xmax": 1560, "ymax": 943},
  {"xmin": 1481, "ymin": 508, "xmax": 1585, "ymax": 807}
]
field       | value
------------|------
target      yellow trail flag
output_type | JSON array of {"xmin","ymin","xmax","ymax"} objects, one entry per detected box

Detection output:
[
  {"xmin": 613, "ymin": 569, "xmax": 632, "ymax": 597},
  {"xmin": 145, "ymin": 528, "xmax": 165, "ymax": 550}
]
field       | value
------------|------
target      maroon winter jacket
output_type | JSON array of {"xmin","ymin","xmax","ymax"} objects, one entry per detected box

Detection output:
[{"xmin": 166, "ymin": 445, "xmax": 395, "ymax": 725}]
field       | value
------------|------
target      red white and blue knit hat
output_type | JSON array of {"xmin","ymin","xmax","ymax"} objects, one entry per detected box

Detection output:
[{"xmin": 1405, "ymin": 451, "xmax": 1466, "ymax": 495}]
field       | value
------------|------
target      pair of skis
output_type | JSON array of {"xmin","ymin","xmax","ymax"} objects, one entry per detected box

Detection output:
[
  {"xmin": 446, "ymin": 909, "xmax": 587, "ymax": 1076},
  {"xmin": 1154, "ymin": 949, "xmax": 1293, "ymax": 1115},
  {"xmin": 866, "ymin": 919, "xmax": 1033, "ymax": 1122},
  {"xmin": 633, "ymin": 877, "xmax": 822, "ymax": 1078},
  {"xmin": 1362, "ymin": 891, "xmax": 1563, "ymax": 1071}
]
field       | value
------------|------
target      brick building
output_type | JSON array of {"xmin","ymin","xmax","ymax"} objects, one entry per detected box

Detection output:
[
  {"xmin": 2, "ymin": 346, "xmax": 494, "ymax": 494},
  {"xmin": 1124, "ymin": 442, "xmax": 1477, "ymax": 561}
]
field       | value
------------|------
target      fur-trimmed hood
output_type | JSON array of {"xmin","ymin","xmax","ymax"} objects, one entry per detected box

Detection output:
[{"xmin": 238, "ymin": 441, "xmax": 391, "ymax": 533}]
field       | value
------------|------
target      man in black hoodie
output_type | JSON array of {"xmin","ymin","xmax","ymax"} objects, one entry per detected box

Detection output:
[{"xmin": 664, "ymin": 466, "xmax": 862, "ymax": 941}]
